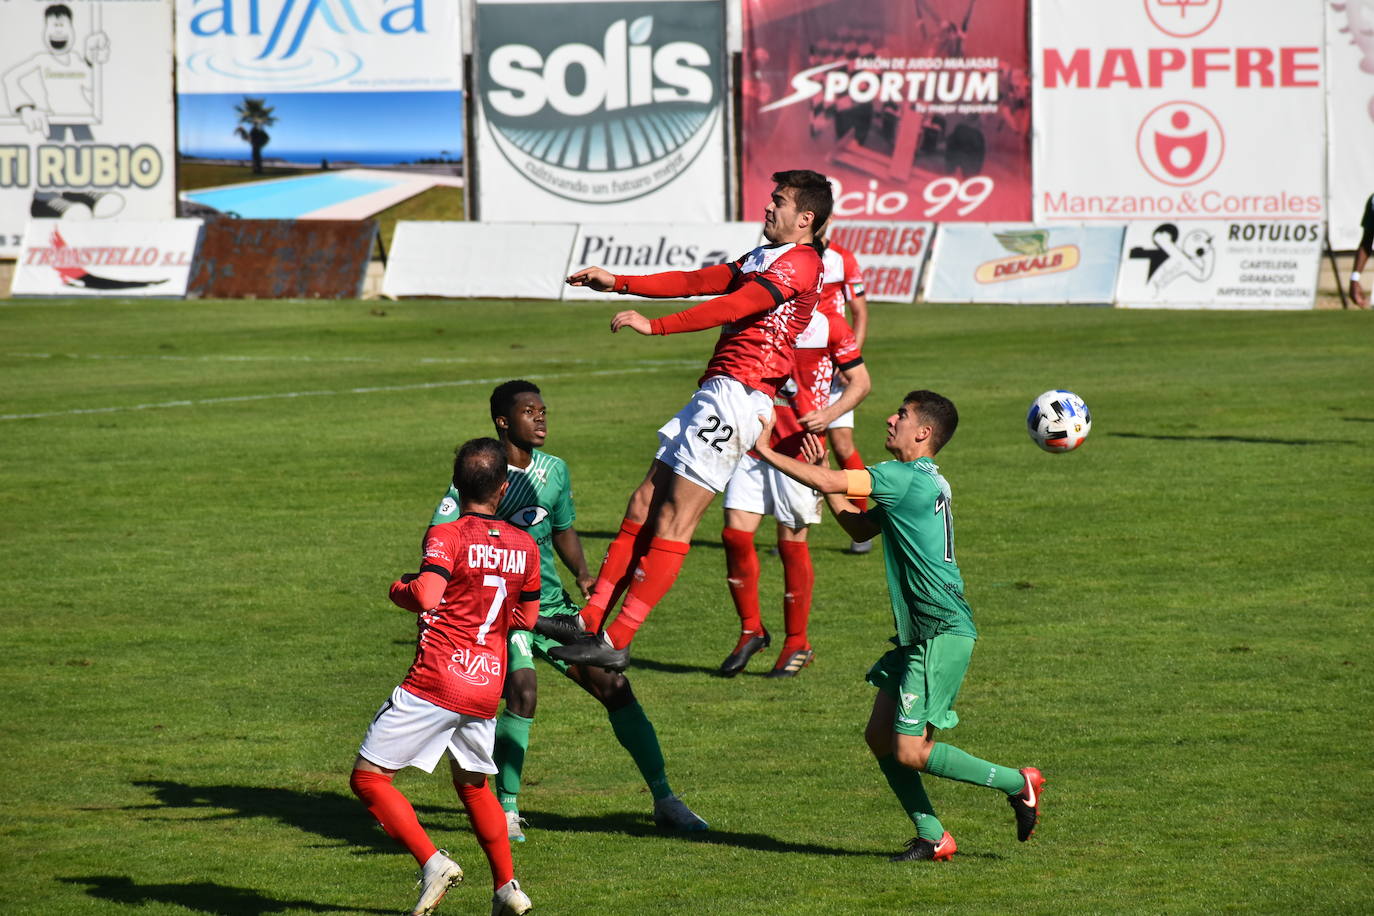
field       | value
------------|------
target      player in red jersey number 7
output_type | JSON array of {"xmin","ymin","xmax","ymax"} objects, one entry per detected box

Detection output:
[{"xmin": 553, "ymin": 169, "xmax": 833, "ymax": 671}]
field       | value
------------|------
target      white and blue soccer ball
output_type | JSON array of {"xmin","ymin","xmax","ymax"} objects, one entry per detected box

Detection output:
[{"xmin": 1027, "ymin": 390, "xmax": 1092, "ymax": 453}]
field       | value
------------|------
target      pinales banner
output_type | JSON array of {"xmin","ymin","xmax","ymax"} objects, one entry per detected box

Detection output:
[
  {"xmin": 1033, "ymin": 0, "xmax": 1325, "ymax": 224},
  {"xmin": 562, "ymin": 222, "xmax": 763, "ymax": 300},
  {"xmin": 741, "ymin": 0, "xmax": 1030, "ymax": 223}
]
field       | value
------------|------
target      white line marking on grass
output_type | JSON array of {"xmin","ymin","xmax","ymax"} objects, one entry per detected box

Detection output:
[{"xmin": 2, "ymin": 360, "xmax": 701, "ymax": 422}]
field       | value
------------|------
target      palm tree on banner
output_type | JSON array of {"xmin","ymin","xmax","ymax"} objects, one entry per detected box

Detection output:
[{"xmin": 234, "ymin": 97, "xmax": 277, "ymax": 173}]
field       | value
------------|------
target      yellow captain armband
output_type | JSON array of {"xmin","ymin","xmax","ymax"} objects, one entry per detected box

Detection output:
[{"xmin": 844, "ymin": 469, "xmax": 872, "ymax": 498}]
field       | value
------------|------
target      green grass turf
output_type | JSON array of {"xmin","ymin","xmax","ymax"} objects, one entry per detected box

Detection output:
[{"xmin": 1, "ymin": 299, "xmax": 1371, "ymax": 914}]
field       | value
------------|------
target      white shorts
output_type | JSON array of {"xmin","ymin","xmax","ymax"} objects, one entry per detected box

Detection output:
[
  {"xmin": 826, "ymin": 377, "xmax": 854, "ymax": 429},
  {"xmin": 358, "ymin": 686, "xmax": 497, "ymax": 775},
  {"xmin": 724, "ymin": 452, "xmax": 822, "ymax": 528},
  {"xmin": 656, "ymin": 376, "xmax": 773, "ymax": 493}
]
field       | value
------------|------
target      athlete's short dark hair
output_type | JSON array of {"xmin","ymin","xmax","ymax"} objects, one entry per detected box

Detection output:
[
  {"xmin": 906, "ymin": 390, "xmax": 959, "ymax": 453},
  {"xmin": 46, "ymin": 4, "xmax": 73, "ymax": 20},
  {"xmin": 490, "ymin": 379, "xmax": 540, "ymax": 422},
  {"xmin": 771, "ymin": 169, "xmax": 833, "ymax": 236},
  {"xmin": 453, "ymin": 437, "xmax": 506, "ymax": 502}
]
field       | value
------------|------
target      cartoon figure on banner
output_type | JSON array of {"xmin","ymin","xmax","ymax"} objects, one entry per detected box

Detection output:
[
  {"xmin": 1128, "ymin": 223, "xmax": 1216, "ymax": 291},
  {"xmin": 2, "ymin": 3, "xmax": 124, "ymax": 221},
  {"xmin": 1332, "ymin": 1, "xmax": 1374, "ymax": 118}
]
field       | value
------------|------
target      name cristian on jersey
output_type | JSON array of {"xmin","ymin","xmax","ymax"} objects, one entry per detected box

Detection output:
[{"xmin": 466, "ymin": 542, "xmax": 529, "ymax": 575}]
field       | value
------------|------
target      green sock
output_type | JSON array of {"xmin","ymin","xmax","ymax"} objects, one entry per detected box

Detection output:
[
  {"xmin": 493, "ymin": 711, "xmax": 533, "ymax": 812},
  {"xmin": 925, "ymin": 742, "xmax": 1024, "ymax": 795},
  {"xmin": 877, "ymin": 754, "xmax": 944, "ymax": 841},
  {"xmin": 608, "ymin": 701, "xmax": 672, "ymax": 800}
]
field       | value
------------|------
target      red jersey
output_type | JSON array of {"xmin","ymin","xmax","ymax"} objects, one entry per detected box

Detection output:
[
  {"xmin": 398, "ymin": 514, "xmax": 540, "ymax": 718},
  {"xmin": 771, "ymin": 308, "xmax": 864, "ymax": 457},
  {"xmin": 818, "ymin": 242, "xmax": 865, "ymax": 322},
  {"xmin": 615, "ymin": 242, "xmax": 823, "ymax": 398}
]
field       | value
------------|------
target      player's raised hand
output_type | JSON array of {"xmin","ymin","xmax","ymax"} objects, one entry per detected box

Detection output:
[
  {"xmin": 800, "ymin": 433, "xmax": 827, "ymax": 465},
  {"xmin": 754, "ymin": 410, "xmax": 776, "ymax": 454},
  {"xmin": 610, "ymin": 310, "xmax": 651, "ymax": 334},
  {"xmin": 797, "ymin": 408, "xmax": 830, "ymax": 434},
  {"xmin": 566, "ymin": 266, "xmax": 615, "ymax": 291}
]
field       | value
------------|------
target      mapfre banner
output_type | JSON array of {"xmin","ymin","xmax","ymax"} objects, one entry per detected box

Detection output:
[
  {"xmin": 741, "ymin": 0, "xmax": 1030, "ymax": 223},
  {"xmin": 825, "ymin": 221, "xmax": 934, "ymax": 302},
  {"xmin": 0, "ymin": 0, "xmax": 176, "ymax": 258},
  {"xmin": 473, "ymin": 0, "xmax": 728, "ymax": 222},
  {"xmin": 923, "ymin": 223, "xmax": 1123, "ymax": 304},
  {"xmin": 1033, "ymin": 0, "xmax": 1324, "ymax": 224},
  {"xmin": 562, "ymin": 223, "xmax": 763, "ymax": 300},
  {"xmin": 12, "ymin": 219, "xmax": 202, "ymax": 297},
  {"xmin": 1115, "ymin": 220, "xmax": 1321, "ymax": 310},
  {"xmin": 1325, "ymin": 2, "xmax": 1374, "ymax": 249}
]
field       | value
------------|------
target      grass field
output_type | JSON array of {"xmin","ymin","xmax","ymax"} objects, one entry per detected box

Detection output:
[{"xmin": 2, "ymin": 299, "xmax": 1372, "ymax": 915}]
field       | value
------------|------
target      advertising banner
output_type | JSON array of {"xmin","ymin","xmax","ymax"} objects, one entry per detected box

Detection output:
[
  {"xmin": 1115, "ymin": 219, "xmax": 1321, "ymax": 310},
  {"xmin": 1, "ymin": 0, "xmax": 176, "ymax": 258},
  {"xmin": 189, "ymin": 220, "xmax": 378, "ymax": 299},
  {"xmin": 923, "ymin": 223, "xmax": 1123, "ymax": 304},
  {"xmin": 825, "ymin": 221, "xmax": 935, "ymax": 302},
  {"xmin": 473, "ymin": 0, "xmax": 729, "ymax": 222},
  {"xmin": 11, "ymin": 219, "xmax": 202, "ymax": 297},
  {"xmin": 740, "ymin": 0, "xmax": 1030, "ymax": 223},
  {"xmin": 562, "ymin": 222, "xmax": 762, "ymax": 300},
  {"xmin": 382, "ymin": 221, "xmax": 577, "ymax": 299},
  {"xmin": 1033, "ymin": 0, "xmax": 1325, "ymax": 224},
  {"xmin": 176, "ymin": 0, "xmax": 464, "ymax": 167},
  {"xmin": 1326, "ymin": 1, "xmax": 1374, "ymax": 249}
]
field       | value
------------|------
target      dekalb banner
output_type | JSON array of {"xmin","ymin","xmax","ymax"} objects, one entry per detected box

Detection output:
[
  {"xmin": 923, "ymin": 223, "xmax": 1123, "ymax": 304},
  {"xmin": 1326, "ymin": 1, "xmax": 1374, "ymax": 249},
  {"xmin": 12, "ymin": 219, "xmax": 202, "ymax": 297},
  {"xmin": 0, "ymin": 0, "xmax": 176, "ymax": 258},
  {"xmin": 825, "ymin": 221, "xmax": 934, "ymax": 302},
  {"xmin": 1115, "ymin": 219, "xmax": 1321, "ymax": 310},
  {"xmin": 176, "ymin": 0, "xmax": 464, "ymax": 167},
  {"xmin": 473, "ymin": 0, "xmax": 728, "ymax": 222},
  {"xmin": 562, "ymin": 222, "xmax": 762, "ymax": 300},
  {"xmin": 1033, "ymin": 0, "xmax": 1325, "ymax": 224},
  {"xmin": 741, "ymin": 0, "xmax": 1030, "ymax": 223}
]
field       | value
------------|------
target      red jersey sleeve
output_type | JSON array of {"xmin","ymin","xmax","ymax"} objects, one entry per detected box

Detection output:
[
  {"xmin": 388, "ymin": 526, "xmax": 458, "ymax": 612},
  {"xmin": 614, "ymin": 262, "xmax": 738, "ymax": 298},
  {"xmin": 759, "ymin": 246, "xmax": 821, "ymax": 302},
  {"xmin": 513, "ymin": 541, "xmax": 541, "ymax": 630},
  {"xmin": 827, "ymin": 316, "xmax": 863, "ymax": 370},
  {"xmin": 841, "ymin": 246, "xmax": 866, "ymax": 298},
  {"xmin": 649, "ymin": 281, "xmax": 777, "ymax": 335}
]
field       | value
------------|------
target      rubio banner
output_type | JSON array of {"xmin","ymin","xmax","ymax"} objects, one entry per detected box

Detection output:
[
  {"xmin": 0, "ymin": 0, "xmax": 176, "ymax": 258},
  {"xmin": 12, "ymin": 219, "xmax": 202, "ymax": 297},
  {"xmin": 563, "ymin": 222, "xmax": 762, "ymax": 300},
  {"xmin": 825, "ymin": 221, "xmax": 934, "ymax": 302},
  {"xmin": 1116, "ymin": 219, "xmax": 1321, "ymax": 310},
  {"xmin": 741, "ymin": 0, "xmax": 1030, "ymax": 223},
  {"xmin": 923, "ymin": 223, "xmax": 1123, "ymax": 304},
  {"xmin": 1034, "ymin": 0, "xmax": 1325, "ymax": 224},
  {"xmin": 176, "ymin": 0, "xmax": 464, "ymax": 168},
  {"xmin": 1326, "ymin": 1, "xmax": 1374, "ymax": 249},
  {"xmin": 474, "ymin": 0, "xmax": 728, "ymax": 222}
]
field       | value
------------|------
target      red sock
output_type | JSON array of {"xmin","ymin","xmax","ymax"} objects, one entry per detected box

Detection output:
[
  {"xmin": 722, "ymin": 527, "xmax": 763, "ymax": 634},
  {"xmin": 455, "ymin": 781, "xmax": 514, "ymax": 891},
  {"xmin": 605, "ymin": 537, "xmax": 690, "ymax": 649},
  {"xmin": 582, "ymin": 518, "xmax": 644, "ymax": 631},
  {"xmin": 350, "ymin": 769, "xmax": 437, "ymax": 865},
  {"xmin": 841, "ymin": 450, "xmax": 867, "ymax": 512},
  {"xmin": 777, "ymin": 540, "xmax": 814, "ymax": 654}
]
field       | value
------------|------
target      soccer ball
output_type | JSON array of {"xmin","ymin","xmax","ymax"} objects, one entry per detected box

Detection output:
[{"xmin": 1027, "ymin": 390, "xmax": 1091, "ymax": 453}]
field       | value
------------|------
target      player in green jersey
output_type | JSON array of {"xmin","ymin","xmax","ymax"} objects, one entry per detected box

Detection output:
[
  {"xmin": 432, "ymin": 380, "xmax": 707, "ymax": 841},
  {"xmin": 753, "ymin": 390, "xmax": 1043, "ymax": 862}
]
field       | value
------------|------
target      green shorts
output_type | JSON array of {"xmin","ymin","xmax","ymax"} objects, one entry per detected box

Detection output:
[
  {"xmin": 866, "ymin": 633, "xmax": 975, "ymax": 736},
  {"xmin": 507, "ymin": 595, "xmax": 581, "ymax": 676}
]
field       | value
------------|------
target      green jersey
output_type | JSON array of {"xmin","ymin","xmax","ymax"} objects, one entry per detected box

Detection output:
[
  {"xmin": 432, "ymin": 449, "xmax": 576, "ymax": 614},
  {"xmin": 865, "ymin": 457, "xmax": 977, "ymax": 645}
]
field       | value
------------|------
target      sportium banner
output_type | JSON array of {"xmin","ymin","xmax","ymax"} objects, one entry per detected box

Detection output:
[
  {"xmin": 1325, "ymin": 1, "xmax": 1374, "ymax": 249},
  {"xmin": 740, "ymin": 0, "xmax": 1030, "ymax": 223},
  {"xmin": 1115, "ymin": 219, "xmax": 1321, "ymax": 310},
  {"xmin": 1033, "ymin": 0, "xmax": 1325, "ymax": 224},
  {"xmin": 473, "ymin": 0, "xmax": 728, "ymax": 222},
  {"xmin": 922, "ymin": 223, "xmax": 1123, "ymax": 304},
  {"xmin": 825, "ymin": 221, "xmax": 935, "ymax": 303},
  {"xmin": 0, "ymin": 0, "xmax": 176, "ymax": 258},
  {"xmin": 176, "ymin": 0, "xmax": 464, "ymax": 167}
]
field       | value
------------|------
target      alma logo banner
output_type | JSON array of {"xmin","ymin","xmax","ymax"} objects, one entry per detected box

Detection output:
[
  {"xmin": 1033, "ymin": 0, "xmax": 1325, "ymax": 223},
  {"xmin": 740, "ymin": 0, "xmax": 1031, "ymax": 223},
  {"xmin": 474, "ymin": 0, "xmax": 727, "ymax": 221}
]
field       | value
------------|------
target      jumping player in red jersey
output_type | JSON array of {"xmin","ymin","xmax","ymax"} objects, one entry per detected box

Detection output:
[
  {"xmin": 350, "ymin": 438, "xmax": 539, "ymax": 916},
  {"xmin": 718, "ymin": 299, "xmax": 871, "ymax": 678},
  {"xmin": 551, "ymin": 169, "xmax": 833, "ymax": 671}
]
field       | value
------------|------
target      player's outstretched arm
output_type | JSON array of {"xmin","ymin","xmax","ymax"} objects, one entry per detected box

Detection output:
[
  {"xmin": 799, "ymin": 362, "xmax": 871, "ymax": 433},
  {"xmin": 552, "ymin": 526, "xmax": 595, "ymax": 599},
  {"xmin": 389, "ymin": 571, "xmax": 446, "ymax": 613},
  {"xmin": 567, "ymin": 266, "xmax": 617, "ymax": 291},
  {"xmin": 757, "ymin": 416, "xmax": 881, "ymax": 541}
]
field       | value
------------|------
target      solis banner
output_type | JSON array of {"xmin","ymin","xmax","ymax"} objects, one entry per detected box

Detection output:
[
  {"xmin": 0, "ymin": 0, "xmax": 177, "ymax": 258},
  {"xmin": 1033, "ymin": 0, "xmax": 1325, "ymax": 224},
  {"xmin": 473, "ymin": 0, "xmax": 729, "ymax": 222},
  {"xmin": 1325, "ymin": 0, "xmax": 1374, "ymax": 249},
  {"xmin": 740, "ymin": 0, "xmax": 1030, "ymax": 223}
]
